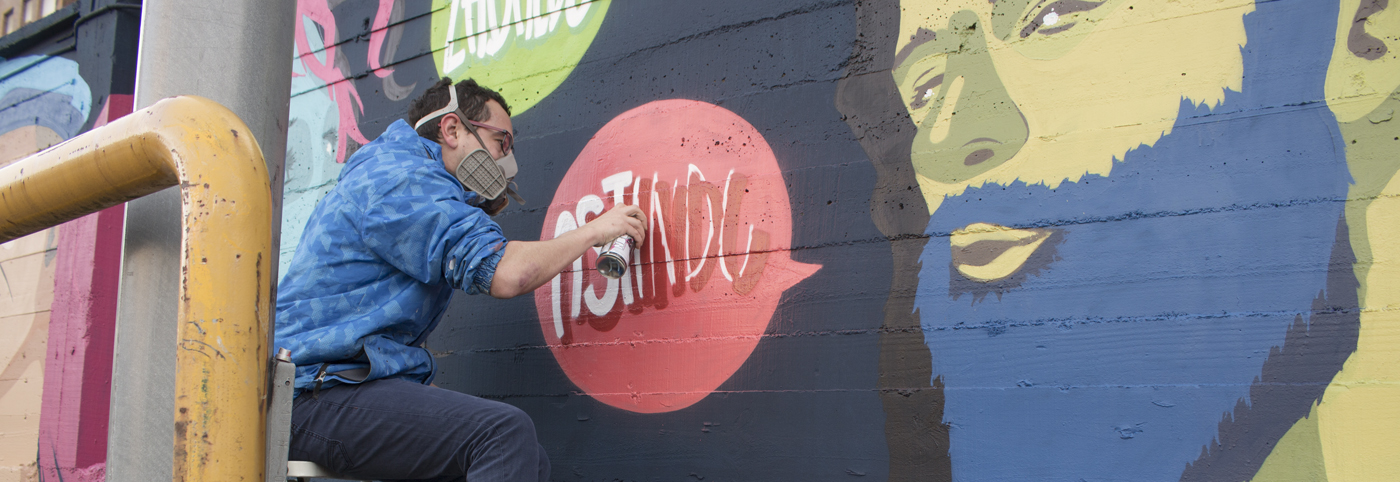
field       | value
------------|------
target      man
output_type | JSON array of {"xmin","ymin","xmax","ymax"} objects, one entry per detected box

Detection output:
[
  {"xmin": 839, "ymin": 0, "xmax": 1358, "ymax": 480},
  {"xmin": 275, "ymin": 78, "xmax": 646, "ymax": 481}
]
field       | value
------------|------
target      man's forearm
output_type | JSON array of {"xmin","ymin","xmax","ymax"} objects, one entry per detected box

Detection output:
[
  {"xmin": 488, "ymin": 205, "xmax": 646, "ymax": 299},
  {"xmin": 489, "ymin": 230, "xmax": 598, "ymax": 298}
]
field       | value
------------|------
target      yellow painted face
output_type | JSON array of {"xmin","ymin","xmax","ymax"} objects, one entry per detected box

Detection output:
[
  {"xmin": 1327, "ymin": 0, "xmax": 1400, "ymax": 122},
  {"xmin": 894, "ymin": 0, "xmax": 1254, "ymax": 213}
]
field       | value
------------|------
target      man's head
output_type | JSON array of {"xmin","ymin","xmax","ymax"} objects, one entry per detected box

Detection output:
[
  {"xmin": 410, "ymin": 77, "xmax": 512, "ymax": 144},
  {"xmin": 409, "ymin": 78, "xmax": 518, "ymax": 208},
  {"xmin": 893, "ymin": 0, "xmax": 1253, "ymax": 214}
]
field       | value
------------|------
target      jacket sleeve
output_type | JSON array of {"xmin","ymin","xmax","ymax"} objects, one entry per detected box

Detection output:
[{"xmin": 356, "ymin": 169, "xmax": 508, "ymax": 294}]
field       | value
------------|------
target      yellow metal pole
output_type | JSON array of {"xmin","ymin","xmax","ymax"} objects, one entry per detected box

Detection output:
[{"xmin": 0, "ymin": 95, "xmax": 272, "ymax": 482}]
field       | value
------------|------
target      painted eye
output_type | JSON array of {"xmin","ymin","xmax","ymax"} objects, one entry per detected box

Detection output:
[
  {"xmin": 1019, "ymin": 0, "xmax": 1105, "ymax": 38},
  {"xmin": 893, "ymin": 27, "xmax": 948, "ymax": 112},
  {"xmin": 909, "ymin": 73, "xmax": 944, "ymax": 110},
  {"xmin": 322, "ymin": 130, "xmax": 337, "ymax": 157}
]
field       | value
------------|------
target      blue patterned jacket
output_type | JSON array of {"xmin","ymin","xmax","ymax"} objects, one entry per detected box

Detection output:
[{"xmin": 275, "ymin": 119, "xmax": 507, "ymax": 397}]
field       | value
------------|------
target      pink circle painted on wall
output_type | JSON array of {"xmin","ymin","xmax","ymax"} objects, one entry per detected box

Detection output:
[{"xmin": 534, "ymin": 100, "xmax": 821, "ymax": 413}]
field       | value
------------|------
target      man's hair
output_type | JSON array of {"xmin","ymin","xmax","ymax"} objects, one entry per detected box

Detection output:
[{"xmin": 408, "ymin": 78, "xmax": 512, "ymax": 142}]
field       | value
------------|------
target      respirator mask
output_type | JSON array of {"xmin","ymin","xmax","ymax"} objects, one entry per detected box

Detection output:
[{"xmin": 414, "ymin": 86, "xmax": 524, "ymax": 205}]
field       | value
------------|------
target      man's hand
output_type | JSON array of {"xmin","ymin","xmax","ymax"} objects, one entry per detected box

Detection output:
[
  {"xmin": 581, "ymin": 205, "xmax": 646, "ymax": 247},
  {"xmin": 488, "ymin": 204, "xmax": 648, "ymax": 299}
]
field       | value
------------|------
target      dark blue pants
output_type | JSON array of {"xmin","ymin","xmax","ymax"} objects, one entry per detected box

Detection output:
[{"xmin": 289, "ymin": 378, "xmax": 550, "ymax": 481}]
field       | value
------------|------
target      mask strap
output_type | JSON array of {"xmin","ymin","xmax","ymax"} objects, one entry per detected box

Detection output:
[
  {"xmin": 463, "ymin": 122, "xmax": 491, "ymax": 154},
  {"xmin": 505, "ymin": 182, "xmax": 525, "ymax": 205},
  {"xmin": 413, "ymin": 83, "xmax": 459, "ymax": 131}
]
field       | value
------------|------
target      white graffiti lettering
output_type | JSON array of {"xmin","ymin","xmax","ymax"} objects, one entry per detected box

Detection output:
[
  {"xmin": 443, "ymin": 0, "xmax": 596, "ymax": 72},
  {"xmin": 547, "ymin": 166, "xmax": 772, "ymax": 336}
]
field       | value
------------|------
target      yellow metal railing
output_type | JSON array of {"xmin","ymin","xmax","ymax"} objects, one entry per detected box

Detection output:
[{"xmin": 0, "ymin": 96, "xmax": 273, "ymax": 482}]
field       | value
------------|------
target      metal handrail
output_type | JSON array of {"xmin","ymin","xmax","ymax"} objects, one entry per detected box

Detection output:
[{"xmin": 0, "ymin": 95, "xmax": 273, "ymax": 482}]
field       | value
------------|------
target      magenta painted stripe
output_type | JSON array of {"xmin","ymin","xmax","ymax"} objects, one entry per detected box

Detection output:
[{"xmin": 38, "ymin": 95, "xmax": 132, "ymax": 481}]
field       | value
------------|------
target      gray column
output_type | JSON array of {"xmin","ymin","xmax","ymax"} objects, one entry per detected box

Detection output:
[{"xmin": 107, "ymin": 1, "xmax": 295, "ymax": 480}]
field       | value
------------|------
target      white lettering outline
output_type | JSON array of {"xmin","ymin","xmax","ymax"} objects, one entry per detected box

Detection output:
[
  {"xmin": 718, "ymin": 169, "xmax": 735, "ymax": 282},
  {"xmin": 550, "ymin": 210, "xmax": 579, "ymax": 337},
  {"xmin": 547, "ymin": 167, "xmax": 771, "ymax": 328},
  {"xmin": 577, "ymin": 195, "xmax": 617, "ymax": 316},
  {"xmin": 443, "ymin": 0, "xmax": 469, "ymax": 72},
  {"xmin": 649, "ymin": 172, "xmax": 677, "ymax": 285},
  {"xmin": 630, "ymin": 175, "xmax": 643, "ymax": 299},
  {"xmin": 684, "ymin": 164, "xmax": 714, "ymax": 282}
]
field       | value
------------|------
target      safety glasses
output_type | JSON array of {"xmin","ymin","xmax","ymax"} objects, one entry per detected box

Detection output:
[{"xmin": 464, "ymin": 119, "xmax": 513, "ymax": 155}]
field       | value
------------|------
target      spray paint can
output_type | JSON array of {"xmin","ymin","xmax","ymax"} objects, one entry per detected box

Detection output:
[{"xmin": 596, "ymin": 234, "xmax": 634, "ymax": 279}]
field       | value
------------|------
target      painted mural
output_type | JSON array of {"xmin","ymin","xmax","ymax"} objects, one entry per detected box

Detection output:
[
  {"xmin": 284, "ymin": 1, "xmax": 886, "ymax": 479},
  {"xmin": 431, "ymin": 0, "xmax": 609, "ymax": 114},
  {"xmin": 0, "ymin": 56, "xmax": 91, "ymax": 163},
  {"xmin": 282, "ymin": 5, "xmax": 348, "ymax": 279},
  {"xmin": 838, "ymin": 0, "xmax": 1399, "ymax": 481},
  {"xmin": 281, "ymin": 0, "xmax": 419, "ymax": 278},
  {"xmin": 1315, "ymin": 0, "xmax": 1400, "ymax": 480},
  {"xmin": 0, "ymin": 54, "xmax": 91, "ymax": 482},
  {"xmin": 535, "ymin": 99, "xmax": 820, "ymax": 413},
  {"xmin": 281, "ymin": 0, "xmax": 1400, "ymax": 480}
]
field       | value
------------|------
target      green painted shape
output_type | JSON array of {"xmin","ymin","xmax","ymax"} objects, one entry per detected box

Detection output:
[
  {"xmin": 894, "ymin": 10, "xmax": 1028, "ymax": 185},
  {"xmin": 1249, "ymin": 402, "xmax": 1328, "ymax": 482},
  {"xmin": 430, "ymin": 0, "xmax": 611, "ymax": 114},
  {"xmin": 990, "ymin": 0, "xmax": 1034, "ymax": 41},
  {"xmin": 1339, "ymin": 87, "xmax": 1400, "ymax": 304}
]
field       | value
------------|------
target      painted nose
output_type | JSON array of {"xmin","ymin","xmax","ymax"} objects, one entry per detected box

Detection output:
[{"xmin": 911, "ymin": 10, "xmax": 1029, "ymax": 185}]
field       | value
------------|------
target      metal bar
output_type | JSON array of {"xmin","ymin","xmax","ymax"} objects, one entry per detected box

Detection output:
[
  {"xmin": 266, "ymin": 348, "xmax": 294, "ymax": 482},
  {"xmin": 0, "ymin": 95, "xmax": 273, "ymax": 482}
]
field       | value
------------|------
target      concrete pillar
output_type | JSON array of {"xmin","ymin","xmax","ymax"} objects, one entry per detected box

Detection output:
[{"xmin": 106, "ymin": 2, "xmax": 294, "ymax": 480}]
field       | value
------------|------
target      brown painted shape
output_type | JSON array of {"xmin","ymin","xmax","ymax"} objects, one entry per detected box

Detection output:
[
  {"xmin": 950, "ymin": 230, "xmax": 1049, "ymax": 268},
  {"xmin": 836, "ymin": 0, "xmax": 950, "ymax": 479},
  {"xmin": 0, "ymin": 232, "xmax": 59, "ymax": 319},
  {"xmin": 949, "ymin": 230, "xmax": 1064, "ymax": 305},
  {"xmin": 0, "ymin": 311, "xmax": 50, "ymax": 403},
  {"xmin": 1349, "ymin": 0, "xmax": 1390, "ymax": 60},
  {"xmin": 879, "ymin": 238, "xmax": 950, "ymax": 481},
  {"xmin": 0, "ymin": 310, "xmax": 49, "ymax": 468},
  {"xmin": 1179, "ymin": 219, "xmax": 1360, "ymax": 482},
  {"xmin": 686, "ymin": 175, "xmax": 723, "ymax": 293},
  {"xmin": 710, "ymin": 173, "xmax": 773, "ymax": 295},
  {"xmin": 666, "ymin": 181, "xmax": 689, "ymax": 299},
  {"xmin": 0, "ymin": 125, "xmax": 63, "ymax": 168},
  {"xmin": 0, "ymin": 228, "xmax": 58, "ymax": 469},
  {"xmin": 642, "ymin": 178, "xmax": 673, "ymax": 311}
]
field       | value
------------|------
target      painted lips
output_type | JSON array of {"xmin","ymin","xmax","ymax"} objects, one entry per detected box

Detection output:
[
  {"xmin": 951, "ymin": 222, "xmax": 1055, "ymax": 282},
  {"xmin": 534, "ymin": 100, "xmax": 820, "ymax": 413}
]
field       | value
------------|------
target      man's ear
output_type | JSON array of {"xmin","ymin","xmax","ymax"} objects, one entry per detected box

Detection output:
[{"xmin": 437, "ymin": 114, "xmax": 463, "ymax": 149}]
